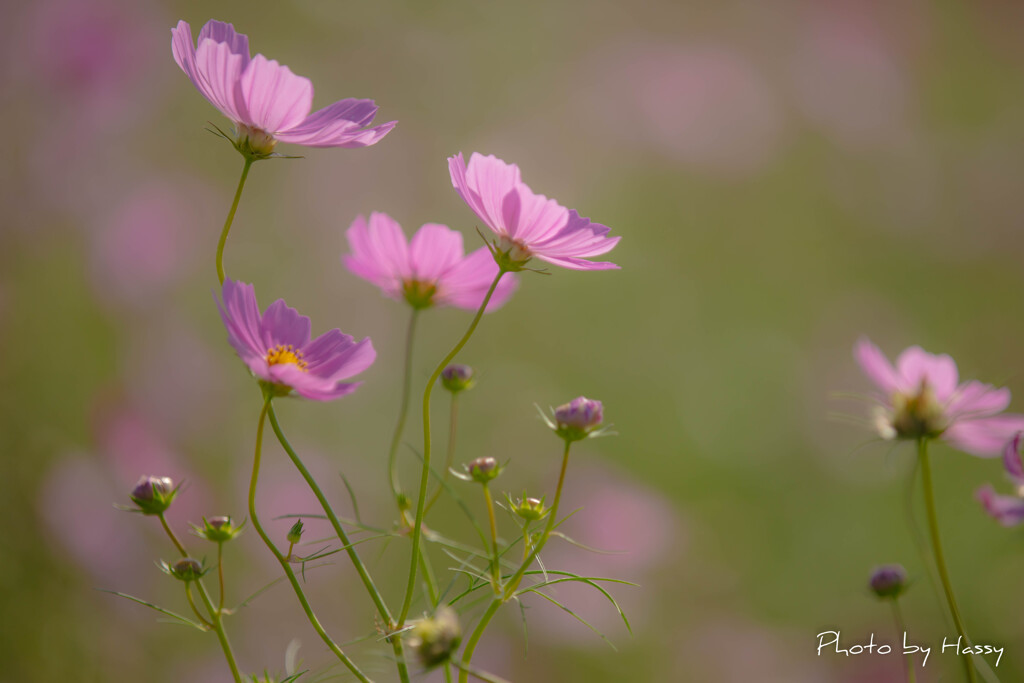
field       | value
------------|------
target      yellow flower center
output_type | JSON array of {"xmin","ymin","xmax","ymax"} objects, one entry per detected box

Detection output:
[{"xmin": 266, "ymin": 344, "xmax": 307, "ymax": 371}]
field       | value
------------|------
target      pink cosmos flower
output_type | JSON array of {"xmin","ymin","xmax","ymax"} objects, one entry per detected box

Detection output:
[
  {"xmin": 976, "ymin": 433, "xmax": 1024, "ymax": 526},
  {"xmin": 171, "ymin": 20, "xmax": 395, "ymax": 155},
  {"xmin": 216, "ymin": 279, "xmax": 375, "ymax": 400},
  {"xmin": 448, "ymin": 153, "xmax": 620, "ymax": 271},
  {"xmin": 854, "ymin": 337, "xmax": 1024, "ymax": 457},
  {"xmin": 343, "ymin": 213, "xmax": 518, "ymax": 311}
]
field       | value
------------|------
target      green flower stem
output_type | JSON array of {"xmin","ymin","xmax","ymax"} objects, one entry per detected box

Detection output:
[
  {"xmin": 918, "ymin": 438, "xmax": 976, "ymax": 683},
  {"xmin": 425, "ymin": 392, "xmax": 460, "ymax": 515},
  {"xmin": 266, "ymin": 403, "xmax": 411, "ymax": 683},
  {"xmin": 503, "ymin": 440, "xmax": 573, "ymax": 599},
  {"xmin": 459, "ymin": 440, "xmax": 574, "ymax": 683},
  {"xmin": 249, "ymin": 399, "xmax": 373, "ymax": 683},
  {"xmin": 185, "ymin": 584, "xmax": 213, "ymax": 628},
  {"xmin": 388, "ymin": 308, "xmax": 421, "ymax": 517},
  {"xmin": 890, "ymin": 598, "xmax": 916, "ymax": 683},
  {"xmin": 482, "ymin": 483, "xmax": 501, "ymax": 594},
  {"xmin": 458, "ymin": 599, "xmax": 502, "ymax": 683},
  {"xmin": 215, "ymin": 157, "xmax": 254, "ymax": 286},
  {"xmin": 157, "ymin": 513, "xmax": 242, "ymax": 683},
  {"xmin": 398, "ymin": 269, "xmax": 507, "ymax": 628},
  {"xmin": 217, "ymin": 542, "xmax": 226, "ymax": 613}
]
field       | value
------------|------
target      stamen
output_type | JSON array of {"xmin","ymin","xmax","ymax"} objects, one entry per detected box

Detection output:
[{"xmin": 266, "ymin": 344, "xmax": 308, "ymax": 371}]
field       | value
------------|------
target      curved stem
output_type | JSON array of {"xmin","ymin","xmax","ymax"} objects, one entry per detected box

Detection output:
[
  {"xmin": 918, "ymin": 438, "xmax": 976, "ymax": 683},
  {"xmin": 185, "ymin": 584, "xmax": 213, "ymax": 628},
  {"xmin": 890, "ymin": 598, "xmax": 916, "ymax": 683},
  {"xmin": 458, "ymin": 599, "xmax": 502, "ymax": 683},
  {"xmin": 216, "ymin": 157, "xmax": 253, "ymax": 286},
  {"xmin": 249, "ymin": 399, "xmax": 373, "ymax": 683},
  {"xmin": 503, "ymin": 440, "xmax": 572, "ymax": 599},
  {"xmin": 158, "ymin": 513, "xmax": 242, "ymax": 683},
  {"xmin": 425, "ymin": 392, "xmax": 460, "ymax": 515},
  {"xmin": 399, "ymin": 270, "xmax": 506, "ymax": 627},
  {"xmin": 388, "ymin": 308, "xmax": 421, "ymax": 516}
]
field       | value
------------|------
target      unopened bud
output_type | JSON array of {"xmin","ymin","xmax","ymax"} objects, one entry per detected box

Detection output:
[
  {"xmin": 195, "ymin": 515, "xmax": 242, "ymax": 543},
  {"xmin": 168, "ymin": 557, "xmax": 206, "ymax": 582},
  {"xmin": 129, "ymin": 475, "xmax": 177, "ymax": 515},
  {"xmin": 408, "ymin": 606, "xmax": 462, "ymax": 668},
  {"xmin": 467, "ymin": 456, "xmax": 501, "ymax": 484},
  {"xmin": 869, "ymin": 564, "xmax": 908, "ymax": 599},
  {"xmin": 511, "ymin": 495, "xmax": 548, "ymax": 522},
  {"xmin": 441, "ymin": 365, "xmax": 475, "ymax": 393},
  {"xmin": 286, "ymin": 519, "xmax": 304, "ymax": 545}
]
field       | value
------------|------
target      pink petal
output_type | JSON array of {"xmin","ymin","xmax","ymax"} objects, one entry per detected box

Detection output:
[
  {"xmin": 409, "ymin": 223, "xmax": 464, "ymax": 283},
  {"xmin": 449, "ymin": 152, "xmax": 522, "ymax": 236},
  {"xmin": 531, "ymin": 211, "xmax": 621, "ymax": 258},
  {"xmin": 275, "ymin": 98, "xmax": 396, "ymax": 148},
  {"xmin": 261, "ymin": 299, "xmax": 312, "ymax": 350},
  {"xmin": 235, "ymin": 54, "xmax": 313, "ymax": 133},
  {"xmin": 947, "ymin": 381, "xmax": 1011, "ymax": 420},
  {"xmin": 344, "ymin": 212, "xmax": 412, "ymax": 287},
  {"xmin": 976, "ymin": 485, "xmax": 1024, "ymax": 527},
  {"xmin": 215, "ymin": 279, "xmax": 266, "ymax": 359},
  {"xmin": 853, "ymin": 338, "xmax": 901, "ymax": 395},
  {"xmin": 944, "ymin": 414, "xmax": 1024, "ymax": 458},
  {"xmin": 896, "ymin": 346, "xmax": 958, "ymax": 402},
  {"xmin": 1003, "ymin": 432, "xmax": 1024, "ymax": 484},
  {"xmin": 197, "ymin": 20, "xmax": 250, "ymax": 63},
  {"xmin": 193, "ymin": 34, "xmax": 249, "ymax": 123},
  {"xmin": 501, "ymin": 186, "xmax": 570, "ymax": 243},
  {"xmin": 533, "ymin": 254, "xmax": 622, "ymax": 270},
  {"xmin": 440, "ymin": 247, "xmax": 518, "ymax": 311},
  {"xmin": 171, "ymin": 21, "xmax": 225, "ymax": 118}
]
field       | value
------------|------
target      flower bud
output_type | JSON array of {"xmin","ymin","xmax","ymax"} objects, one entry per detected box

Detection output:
[
  {"xmin": 128, "ymin": 475, "xmax": 177, "ymax": 515},
  {"xmin": 510, "ymin": 495, "xmax": 548, "ymax": 522},
  {"xmin": 552, "ymin": 396, "xmax": 604, "ymax": 441},
  {"xmin": 168, "ymin": 557, "xmax": 206, "ymax": 582},
  {"xmin": 441, "ymin": 364, "xmax": 475, "ymax": 393},
  {"xmin": 194, "ymin": 515, "xmax": 242, "ymax": 543},
  {"xmin": 869, "ymin": 564, "xmax": 908, "ymax": 599},
  {"xmin": 408, "ymin": 606, "xmax": 462, "ymax": 668},
  {"xmin": 467, "ymin": 456, "xmax": 501, "ymax": 484},
  {"xmin": 286, "ymin": 519, "xmax": 304, "ymax": 545}
]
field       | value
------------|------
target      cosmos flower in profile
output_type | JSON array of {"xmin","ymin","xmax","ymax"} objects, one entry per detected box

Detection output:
[
  {"xmin": 216, "ymin": 279, "xmax": 375, "ymax": 401},
  {"xmin": 343, "ymin": 212, "xmax": 517, "ymax": 311},
  {"xmin": 448, "ymin": 152, "xmax": 620, "ymax": 271},
  {"xmin": 171, "ymin": 19, "xmax": 395, "ymax": 156},
  {"xmin": 854, "ymin": 338, "xmax": 1024, "ymax": 457},
  {"xmin": 976, "ymin": 433, "xmax": 1024, "ymax": 527}
]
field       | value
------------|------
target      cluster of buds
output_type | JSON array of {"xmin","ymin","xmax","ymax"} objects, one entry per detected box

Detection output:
[
  {"xmin": 128, "ymin": 475, "xmax": 178, "ymax": 516},
  {"xmin": 407, "ymin": 607, "xmax": 462, "ymax": 668},
  {"xmin": 542, "ymin": 396, "xmax": 608, "ymax": 442},
  {"xmin": 869, "ymin": 564, "xmax": 908, "ymax": 600},
  {"xmin": 193, "ymin": 516, "xmax": 244, "ymax": 544},
  {"xmin": 441, "ymin": 364, "xmax": 475, "ymax": 393}
]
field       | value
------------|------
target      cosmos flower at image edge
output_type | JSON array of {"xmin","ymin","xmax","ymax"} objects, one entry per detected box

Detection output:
[
  {"xmin": 216, "ymin": 279, "xmax": 375, "ymax": 400},
  {"xmin": 171, "ymin": 19, "xmax": 395, "ymax": 150},
  {"xmin": 853, "ymin": 337, "xmax": 1024, "ymax": 457},
  {"xmin": 448, "ymin": 152, "xmax": 620, "ymax": 271}
]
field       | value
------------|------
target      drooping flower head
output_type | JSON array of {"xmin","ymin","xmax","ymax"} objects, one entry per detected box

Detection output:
[
  {"xmin": 448, "ymin": 153, "xmax": 620, "ymax": 272},
  {"xmin": 854, "ymin": 338, "xmax": 1024, "ymax": 457},
  {"xmin": 343, "ymin": 212, "xmax": 517, "ymax": 311},
  {"xmin": 171, "ymin": 20, "xmax": 395, "ymax": 158},
  {"xmin": 976, "ymin": 433, "xmax": 1024, "ymax": 526},
  {"xmin": 216, "ymin": 279, "xmax": 375, "ymax": 401}
]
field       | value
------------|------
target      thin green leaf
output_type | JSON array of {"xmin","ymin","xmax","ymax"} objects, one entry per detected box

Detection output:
[
  {"xmin": 98, "ymin": 589, "xmax": 208, "ymax": 631},
  {"xmin": 549, "ymin": 530, "xmax": 627, "ymax": 555},
  {"xmin": 338, "ymin": 472, "xmax": 361, "ymax": 523},
  {"xmin": 528, "ymin": 590, "xmax": 617, "ymax": 650},
  {"xmin": 515, "ymin": 575, "xmax": 635, "ymax": 635}
]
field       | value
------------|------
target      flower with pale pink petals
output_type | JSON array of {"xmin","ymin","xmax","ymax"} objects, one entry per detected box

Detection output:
[
  {"xmin": 216, "ymin": 279, "xmax": 375, "ymax": 400},
  {"xmin": 976, "ymin": 433, "xmax": 1024, "ymax": 526},
  {"xmin": 853, "ymin": 338, "xmax": 1024, "ymax": 457},
  {"xmin": 171, "ymin": 19, "xmax": 395, "ymax": 158},
  {"xmin": 448, "ymin": 153, "xmax": 620, "ymax": 272},
  {"xmin": 343, "ymin": 212, "xmax": 517, "ymax": 311}
]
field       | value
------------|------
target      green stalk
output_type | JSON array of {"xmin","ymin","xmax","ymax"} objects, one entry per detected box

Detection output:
[
  {"xmin": 398, "ymin": 269, "xmax": 507, "ymax": 627},
  {"xmin": 425, "ymin": 392, "xmax": 460, "ymax": 515},
  {"xmin": 890, "ymin": 598, "xmax": 916, "ymax": 683},
  {"xmin": 388, "ymin": 308, "xmax": 421, "ymax": 518},
  {"xmin": 482, "ymin": 483, "xmax": 501, "ymax": 593},
  {"xmin": 248, "ymin": 399, "xmax": 373, "ymax": 683},
  {"xmin": 458, "ymin": 599, "xmax": 502, "ymax": 683},
  {"xmin": 158, "ymin": 514, "xmax": 242, "ymax": 683},
  {"xmin": 918, "ymin": 438, "xmax": 976, "ymax": 683},
  {"xmin": 266, "ymin": 403, "xmax": 410, "ymax": 683},
  {"xmin": 216, "ymin": 157, "xmax": 253, "ymax": 286}
]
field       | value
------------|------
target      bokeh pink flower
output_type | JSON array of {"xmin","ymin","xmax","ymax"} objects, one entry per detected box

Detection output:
[
  {"xmin": 854, "ymin": 338, "xmax": 1024, "ymax": 457},
  {"xmin": 448, "ymin": 152, "xmax": 620, "ymax": 271},
  {"xmin": 171, "ymin": 20, "xmax": 395, "ymax": 152},
  {"xmin": 343, "ymin": 212, "xmax": 517, "ymax": 311},
  {"xmin": 216, "ymin": 279, "xmax": 375, "ymax": 400},
  {"xmin": 976, "ymin": 432, "xmax": 1024, "ymax": 526}
]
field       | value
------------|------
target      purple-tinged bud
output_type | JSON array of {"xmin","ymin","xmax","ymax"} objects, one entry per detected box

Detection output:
[
  {"xmin": 467, "ymin": 456, "xmax": 501, "ymax": 484},
  {"xmin": 441, "ymin": 365, "xmax": 475, "ymax": 393},
  {"xmin": 510, "ymin": 495, "xmax": 548, "ymax": 522},
  {"xmin": 869, "ymin": 564, "xmax": 908, "ymax": 599},
  {"xmin": 194, "ymin": 515, "xmax": 242, "ymax": 543},
  {"xmin": 168, "ymin": 557, "xmax": 206, "ymax": 582},
  {"xmin": 552, "ymin": 396, "xmax": 604, "ymax": 442},
  {"xmin": 408, "ymin": 606, "xmax": 462, "ymax": 668},
  {"xmin": 128, "ymin": 475, "xmax": 177, "ymax": 515},
  {"xmin": 286, "ymin": 519, "xmax": 304, "ymax": 545}
]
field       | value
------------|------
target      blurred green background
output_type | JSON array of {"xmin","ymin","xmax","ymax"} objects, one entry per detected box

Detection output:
[{"xmin": 4, "ymin": 0, "xmax": 1024, "ymax": 680}]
